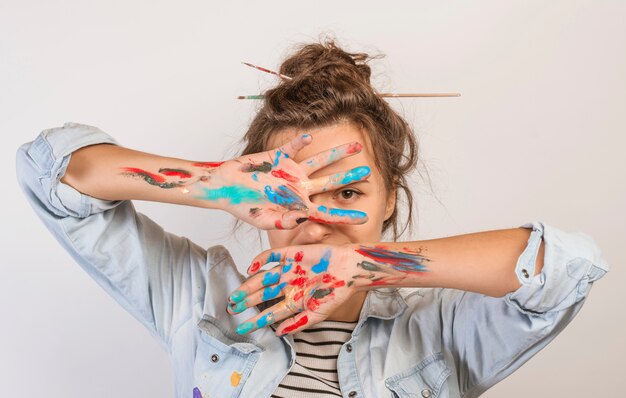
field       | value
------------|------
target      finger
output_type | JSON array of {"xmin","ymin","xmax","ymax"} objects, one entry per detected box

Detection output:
[
  {"xmin": 273, "ymin": 210, "xmax": 309, "ymax": 230},
  {"xmin": 230, "ymin": 261, "xmax": 316, "ymax": 314},
  {"xmin": 234, "ymin": 297, "xmax": 305, "ymax": 335},
  {"xmin": 249, "ymin": 209, "xmax": 306, "ymax": 231},
  {"xmin": 299, "ymin": 141, "xmax": 363, "ymax": 175},
  {"xmin": 228, "ymin": 283, "xmax": 309, "ymax": 315},
  {"xmin": 227, "ymin": 281, "xmax": 289, "ymax": 315},
  {"xmin": 306, "ymin": 205, "xmax": 368, "ymax": 225},
  {"xmin": 246, "ymin": 249, "xmax": 288, "ymax": 276},
  {"xmin": 228, "ymin": 266, "xmax": 285, "ymax": 304},
  {"xmin": 305, "ymin": 166, "xmax": 371, "ymax": 195},
  {"xmin": 271, "ymin": 133, "xmax": 313, "ymax": 164}
]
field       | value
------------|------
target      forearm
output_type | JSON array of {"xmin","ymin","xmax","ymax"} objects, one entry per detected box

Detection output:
[
  {"xmin": 61, "ymin": 143, "xmax": 223, "ymax": 209},
  {"xmin": 352, "ymin": 227, "xmax": 545, "ymax": 297}
]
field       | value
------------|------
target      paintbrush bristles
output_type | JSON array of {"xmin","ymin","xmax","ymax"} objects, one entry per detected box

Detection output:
[
  {"xmin": 241, "ymin": 62, "xmax": 293, "ymax": 81},
  {"xmin": 237, "ymin": 95, "xmax": 265, "ymax": 100}
]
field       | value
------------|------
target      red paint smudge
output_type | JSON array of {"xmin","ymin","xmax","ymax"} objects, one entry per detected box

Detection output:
[
  {"xmin": 271, "ymin": 169, "xmax": 299, "ymax": 183},
  {"xmin": 293, "ymin": 290, "xmax": 304, "ymax": 301},
  {"xmin": 290, "ymin": 277, "xmax": 307, "ymax": 288},
  {"xmin": 369, "ymin": 276, "xmax": 406, "ymax": 286},
  {"xmin": 249, "ymin": 261, "xmax": 261, "ymax": 273},
  {"xmin": 192, "ymin": 162, "xmax": 224, "ymax": 168},
  {"xmin": 333, "ymin": 280, "xmax": 346, "ymax": 288},
  {"xmin": 159, "ymin": 169, "xmax": 192, "ymax": 178},
  {"xmin": 294, "ymin": 265, "xmax": 307, "ymax": 276},
  {"xmin": 346, "ymin": 142, "xmax": 363, "ymax": 154},
  {"xmin": 321, "ymin": 273, "xmax": 345, "ymax": 288},
  {"xmin": 307, "ymin": 216, "xmax": 350, "ymax": 225},
  {"xmin": 275, "ymin": 220, "xmax": 284, "ymax": 229},
  {"xmin": 282, "ymin": 315, "xmax": 308, "ymax": 333},
  {"xmin": 307, "ymin": 297, "xmax": 321, "ymax": 311},
  {"xmin": 121, "ymin": 167, "xmax": 165, "ymax": 183},
  {"xmin": 355, "ymin": 247, "xmax": 408, "ymax": 269},
  {"xmin": 294, "ymin": 251, "xmax": 304, "ymax": 262}
]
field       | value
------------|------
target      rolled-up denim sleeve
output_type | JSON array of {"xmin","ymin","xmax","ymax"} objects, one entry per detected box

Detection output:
[
  {"xmin": 439, "ymin": 221, "xmax": 609, "ymax": 398},
  {"xmin": 16, "ymin": 122, "xmax": 209, "ymax": 353},
  {"xmin": 505, "ymin": 220, "xmax": 609, "ymax": 314}
]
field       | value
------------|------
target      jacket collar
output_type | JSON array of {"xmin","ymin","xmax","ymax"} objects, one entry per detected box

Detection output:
[{"xmin": 352, "ymin": 287, "xmax": 408, "ymax": 335}]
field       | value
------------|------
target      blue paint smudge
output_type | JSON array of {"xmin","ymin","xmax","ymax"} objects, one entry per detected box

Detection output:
[
  {"xmin": 268, "ymin": 252, "xmax": 281, "ymax": 262},
  {"xmin": 273, "ymin": 150, "xmax": 289, "ymax": 167},
  {"xmin": 311, "ymin": 250, "xmax": 332, "ymax": 274},
  {"xmin": 341, "ymin": 166, "xmax": 370, "ymax": 184},
  {"xmin": 263, "ymin": 271, "xmax": 281, "ymax": 286},
  {"xmin": 193, "ymin": 387, "xmax": 203, "ymax": 398},
  {"xmin": 256, "ymin": 311, "xmax": 274, "ymax": 328},
  {"xmin": 317, "ymin": 205, "xmax": 366, "ymax": 219},
  {"xmin": 236, "ymin": 322, "xmax": 255, "ymax": 335},
  {"xmin": 251, "ymin": 173, "xmax": 258, "ymax": 182},
  {"xmin": 264, "ymin": 185, "xmax": 307, "ymax": 210},
  {"xmin": 282, "ymin": 261, "xmax": 293, "ymax": 273},
  {"xmin": 230, "ymin": 300, "xmax": 247, "ymax": 313},
  {"xmin": 198, "ymin": 185, "xmax": 264, "ymax": 205},
  {"xmin": 356, "ymin": 246, "xmax": 431, "ymax": 273},
  {"xmin": 230, "ymin": 290, "xmax": 247, "ymax": 303},
  {"xmin": 263, "ymin": 282, "xmax": 287, "ymax": 301}
]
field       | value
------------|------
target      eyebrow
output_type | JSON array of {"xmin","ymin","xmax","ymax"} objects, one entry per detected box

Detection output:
[{"xmin": 334, "ymin": 180, "xmax": 371, "ymax": 189}]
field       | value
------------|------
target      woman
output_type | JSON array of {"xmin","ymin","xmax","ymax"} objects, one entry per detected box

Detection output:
[{"xmin": 16, "ymin": 40, "xmax": 609, "ymax": 398}]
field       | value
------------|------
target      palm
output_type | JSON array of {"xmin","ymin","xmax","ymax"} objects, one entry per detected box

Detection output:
[{"xmin": 200, "ymin": 134, "xmax": 370, "ymax": 229}]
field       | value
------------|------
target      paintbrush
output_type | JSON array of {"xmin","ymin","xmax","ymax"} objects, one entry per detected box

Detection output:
[
  {"xmin": 239, "ymin": 61, "xmax": 461, "ymax": 98},
  {"xmin": 241, "ymin": 62, "xmax": 293, "ymax": 81}
]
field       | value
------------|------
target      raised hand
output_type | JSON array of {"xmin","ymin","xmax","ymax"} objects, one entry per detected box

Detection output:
[
  {"xmin": 226, "ymin": 244, "xmax": 359, "ymax": 336},
  {"xmin": 203, "ymin": 134, "xmax": 370, "ymax": 229},
  {"xmin": 226, "ymin": 243, "xmax": 433, "ymax": 336},
  {"xmin": 119, "ymin": 133, "xmax": 371, "ymax": 229}
]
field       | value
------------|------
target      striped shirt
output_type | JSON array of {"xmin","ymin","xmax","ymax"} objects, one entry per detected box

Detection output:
[{"xmin": 270, "ymin": 320, "xmax": 358, "ymax": 398}]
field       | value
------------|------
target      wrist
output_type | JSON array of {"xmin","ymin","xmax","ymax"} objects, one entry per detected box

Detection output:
[
  {"xmin": 345, "ymin": 243, "xmax": 416, "ymax": 291},
  {"xmin": 150, "ymin": 160, "xmax": 226, "ymax": 210},
  {"xmin": 343, "ymin": 243, "xmax": 380, "ymax": 291}
]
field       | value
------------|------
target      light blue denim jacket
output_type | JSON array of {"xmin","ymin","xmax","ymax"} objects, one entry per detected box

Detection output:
[{"xmin": 16, "ymin": 122, "xmax": 610, "ymax": 398}]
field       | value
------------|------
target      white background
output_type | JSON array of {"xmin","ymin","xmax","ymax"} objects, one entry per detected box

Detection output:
[{"xmin": 1, "ymin": 1, "xmax": 624, "ymax": 397}]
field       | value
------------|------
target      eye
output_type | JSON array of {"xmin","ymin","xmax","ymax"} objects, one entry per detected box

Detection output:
[{"xmin": 334, "ymin": 188, "xmax": 362, "ymax": 203}]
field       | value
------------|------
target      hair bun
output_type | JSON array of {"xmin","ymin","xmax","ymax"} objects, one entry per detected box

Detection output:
[{"xmin": 278, "ymin": 39, "xmax": 374, "ymax": 84}]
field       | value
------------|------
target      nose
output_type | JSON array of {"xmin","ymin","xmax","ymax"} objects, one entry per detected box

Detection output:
[
  {"xmin": 298, "ymin": 217, "xmax": 333, "ymax": 244},
  {"xmin": 299, "ymin": 192, "xmax": 339, "ymax": 243}
]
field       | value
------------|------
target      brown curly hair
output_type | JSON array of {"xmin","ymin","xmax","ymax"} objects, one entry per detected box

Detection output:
[{"xmin": 239, "ymin": 38, "xmax": 419, "ymax": 240}]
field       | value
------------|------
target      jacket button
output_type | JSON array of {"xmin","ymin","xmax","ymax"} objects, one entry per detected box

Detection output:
[
  {"xmin": 348, "ymin": 391, "xmax": 357, "ymax": 397},
  {"xmin": 421, "ymin": 388, "xmax": 432, "ymax": 397},
  {"xmin": 346, "ymin": 343, "xmax": 353, "ymax": 352},
  {"xmin": 211, "ymin": 354, "xmax": 219, "ymax": 362}
]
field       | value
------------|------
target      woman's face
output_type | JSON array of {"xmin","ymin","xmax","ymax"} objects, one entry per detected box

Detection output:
[{"xmin": 266, "ymin": 121, "xmax": 396, "ymax": 248}]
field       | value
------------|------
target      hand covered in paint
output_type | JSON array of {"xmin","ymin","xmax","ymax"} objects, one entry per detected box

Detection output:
[
  {"xmin": 198, "ymin": 134, "xmax": 371, "ymax": 229},
  {"xmin": 225, "ymin": 245, "xmax": 361, "ymax": 336},
  {"xmin": 226, "ymin": 243, "xmax": 433, "ymax": 335}
]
